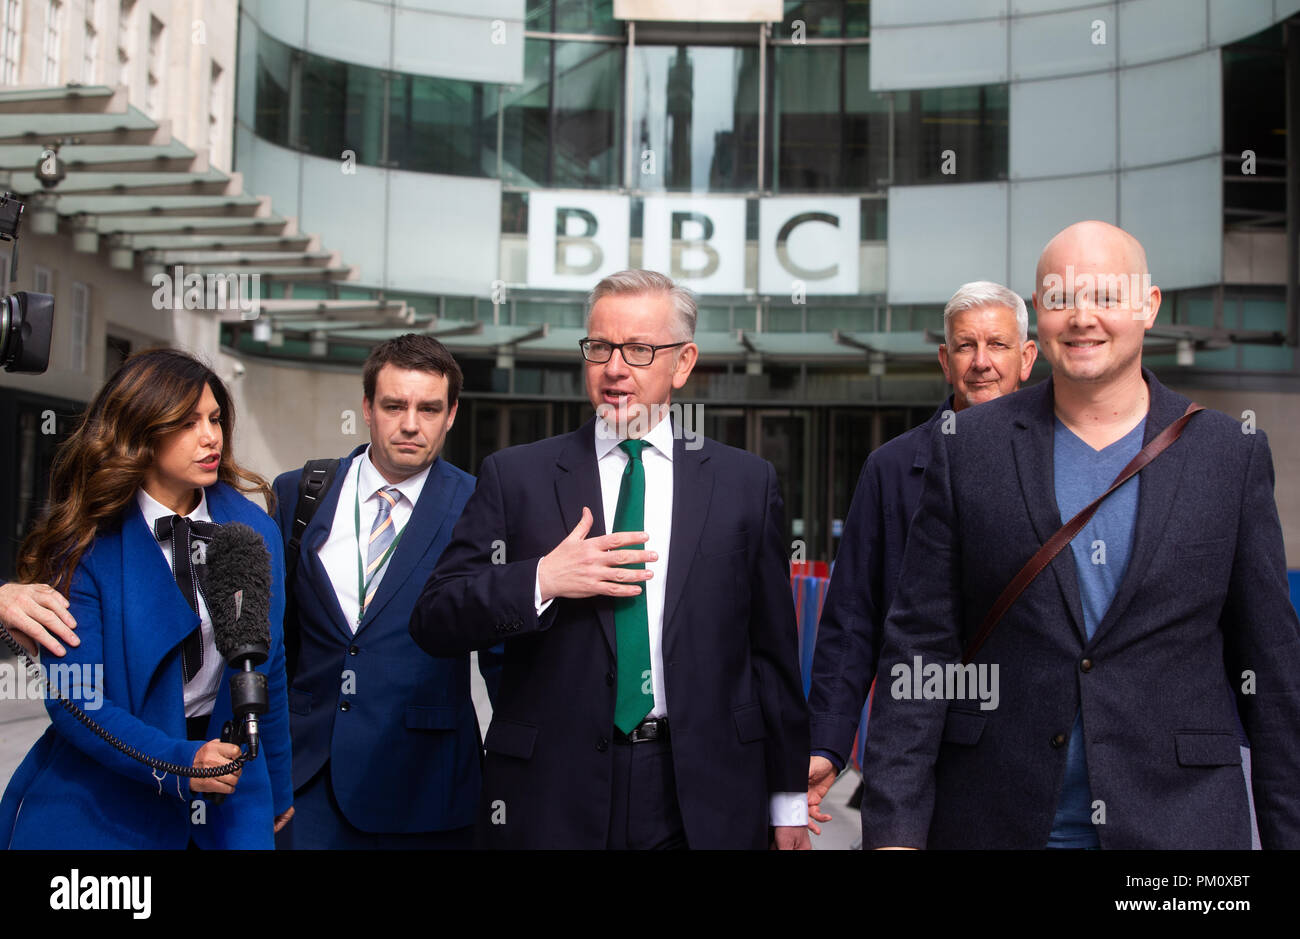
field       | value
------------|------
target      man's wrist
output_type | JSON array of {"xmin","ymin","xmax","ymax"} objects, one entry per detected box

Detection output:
[{"xmin": 812, "ymin": 749, "xmax": 844, "ymax": 773}]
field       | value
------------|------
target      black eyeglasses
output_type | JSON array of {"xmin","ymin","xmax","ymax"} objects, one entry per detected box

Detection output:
[{"xmin": 578, "ymin": 338, "xmax": 687, "ymax": 367}]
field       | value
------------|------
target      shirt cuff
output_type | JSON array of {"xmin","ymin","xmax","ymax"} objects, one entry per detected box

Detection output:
[
  {"xmin": 769, "ymin": 792, "xmax": 808, "ymax": 827},
  {"xmin": 534, "ymin": 562, "xmax": 555, "ymax": 617}
]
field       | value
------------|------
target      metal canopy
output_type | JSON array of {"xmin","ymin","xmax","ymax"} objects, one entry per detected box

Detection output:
[{"xmin": 0, "ymin": 85, "xmax": 406, "ymax": 335}]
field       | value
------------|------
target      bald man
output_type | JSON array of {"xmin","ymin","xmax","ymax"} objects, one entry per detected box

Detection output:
[{"xmin": 860, "ymin": 220, "xmax": 1300, "ymax": 849}]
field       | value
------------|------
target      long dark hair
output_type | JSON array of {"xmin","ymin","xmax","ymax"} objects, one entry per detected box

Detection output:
[{"xmin": 18, "ymin": 348, "xmax": 273, "ymax": 594}]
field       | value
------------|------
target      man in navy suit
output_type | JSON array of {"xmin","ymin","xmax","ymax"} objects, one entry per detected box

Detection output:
[
  {"xmin": 806, "ymin": 281, "xmax": 1037, "ymax": 831},
  {"xmin": 411, "ymin": 270, "xmax": 810, "ymax": 849},
  {"xmin": 862, "ymin": 221, "xmax": 1300, "ymax": 849},
  {"xmin": 272, "ymin": 334, "xmax": 499, "ymax": 849}
]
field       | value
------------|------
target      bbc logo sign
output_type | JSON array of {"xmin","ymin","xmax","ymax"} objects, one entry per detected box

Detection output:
[{"xmin": 526, "ymin": 192, "xmax": 861, "ymax": 295}]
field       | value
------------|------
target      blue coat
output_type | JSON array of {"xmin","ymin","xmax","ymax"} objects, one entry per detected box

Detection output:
[
  {"xmin": 808, "ymin": 397, "xmax": 952, "ymax": 767},
  {"xmin": 410, "ymin": 418, "xmax": 809, "ymax": 849},
  {"xmin": 272, "ymin": 448, "xmax": 499, "ymax": 834},
  {"xmin": 1, "ymin": 482, "xmax": 293, "ymax": 849},
  {"xmin": 861, "ymin": 369, "xmax": 1300, "ymax": 849}
]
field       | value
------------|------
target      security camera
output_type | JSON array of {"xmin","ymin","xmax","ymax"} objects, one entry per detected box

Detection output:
[{"xmin": 231, "ymin": 361, "xmax": 246, "ymax": 378}]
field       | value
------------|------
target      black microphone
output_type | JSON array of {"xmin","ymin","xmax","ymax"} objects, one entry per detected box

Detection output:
[{"xmin": 205, "ymin": 522, "xmax": 272, "ymax": 764}]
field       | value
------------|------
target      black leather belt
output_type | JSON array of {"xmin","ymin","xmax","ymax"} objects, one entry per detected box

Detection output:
[{"xmin": 614, "ymin": 716, "xmax": 669, "ymax": 744}]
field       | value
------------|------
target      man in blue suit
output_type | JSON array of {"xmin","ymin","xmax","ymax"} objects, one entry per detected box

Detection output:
[
  {"xmin": 806, "ymin": 281, "xmax": 1037, "ymax": 830},
  {"xmin": 862, "ymin": 221, "xmax": 1300, "ymax": 849},
  {"xmin": 411, "ymin": 270, "xmax": 810, "ymax": 849},
  {"xmin": 272, "ymin": 334, "xmax": 499, "ymax": 849}
]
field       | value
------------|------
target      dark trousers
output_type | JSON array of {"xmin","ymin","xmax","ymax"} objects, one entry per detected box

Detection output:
[
  {"xmin": 277, "ymin": 764, "xmax": 474, "ymax": 850},
  {"xmin": 606, "ymin": 735, "xmax": 688, "ymax": 850}
]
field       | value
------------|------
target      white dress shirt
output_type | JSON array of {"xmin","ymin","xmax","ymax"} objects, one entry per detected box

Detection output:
[
  {"xmin": 137, "ymin": 487, "xmax": 222, "ymax": 718},
  {"xmin": 535, "ymin": 415, "xmax": 807, "ymax": 828},
  {"xmin": 316, "ymin": 445, "xmax": 431, "ymax": 632}
]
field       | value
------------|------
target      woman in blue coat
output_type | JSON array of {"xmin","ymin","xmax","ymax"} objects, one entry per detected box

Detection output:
[{"xmin": 0, "ymin": 348, "xmax": 293, "ymax": 849}]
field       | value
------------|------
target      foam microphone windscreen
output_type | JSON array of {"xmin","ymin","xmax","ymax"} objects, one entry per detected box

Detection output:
[{"xmin": 206, "ymin": 521, "xmax": 272, "ymax": 666}]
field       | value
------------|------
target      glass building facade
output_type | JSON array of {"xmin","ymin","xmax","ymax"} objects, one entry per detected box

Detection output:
[{"xmin": 229, "ymin": 0, "xmax": 1300, "ymax": 562}]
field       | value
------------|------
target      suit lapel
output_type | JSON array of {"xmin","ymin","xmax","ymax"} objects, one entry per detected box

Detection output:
[
  {"xmin": 662, "ymin": 434, "xmax": 712, "ymax": 639},
  {"xmin": 297, "ymin": 447, "xmax": 361, "ymax": 644},
  {"xmin": 356, "ymin": 458, "xmax": 457, "ymax": 633},
  {"xmin": 555, "ymin": 418, "xmax": 616, "ymax": 656},
  {"xmin": 1088, "ymin": 370, "xmax": 1193, "ymax": 645},
  {"xmin": 121, "ymin": 500, "xmax": 202, "ymax": 713},
  {"xmin": 1010, "ymin": 380, "xmax": 1088, "ymax": 645}
]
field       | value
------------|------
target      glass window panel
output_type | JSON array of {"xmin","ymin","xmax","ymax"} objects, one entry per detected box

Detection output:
[
  {"xmin": 767, "ymin": 306, "xmax": 804, "ymax": 331},
  {"xmin": 780, "ymin": 1, "xmax": 870, "ymax": 38},
  {"xmin": 697, "ymin": 305, "xmax": 732, "ymax": 330},
  {"xmin": 552, "ymin": 40, "xmax": 622, "ymax": 187},
  {"xmin": 502, "ymin": 191, "xmax": 528, "ymax": 234},
  {"xmin": 774, "ymin": 46, "xmax": 889, "ymax": 192},
  {"xmin": 255, "ymin": 31, "xmax": 293, "ymax": 145},
  {"xmin": 443, "ymin": 296, "xmax": 475, "ymax": 320},
  {"xmin": 298, "ymin": 57, "xmax": 386, "ymax": 166},
  {"xmin": 500, "ymin": 39, "xmax": 622, "ymax": 188},
  {"xmin": 527, "ymin": 0, "xmax": 620, "ymax": 34},
  {"xmin": 390, "ymin": 72, "xmax": 489, "ymax": 176},
  {"xmin": 633, "ymin": 44, "xmax": 760, "ymax": 192},
  {"xmin": 297, "ymin": 56, "xmax": 346, "ymax": 159},
  {"xmin": 808, "ymin": 305, "xmax": 871, "ymax": 331},
  {"xmin": 1181, "ymin": 296, "xmax": 1217, "ymax": 327},
  {"xmin": 500, "ymin": 39, "xmax": 553, "ymax": 187},
  {"xmin": 1223, "ymin": 32, "xmax": 1286, "ymax": 230},
  {"xmin": 1240, "ymin": 298, "xmax": 1294, "ymax": 370},
  {"xmin": 555, "ymin": 0, "xmax": 619, "ymax": 35},
  {"xmin": 893, "ymin": 83, "xmax": 1008, "ymax": 185},
  {"xmin": 773, "ymin": 45, "xmax": 841, "ymax": 191}
]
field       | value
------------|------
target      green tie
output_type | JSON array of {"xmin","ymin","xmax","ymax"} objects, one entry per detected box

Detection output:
[{"xmin": 612, "ymin": 439, "xmax": 653, "ymax": 734}]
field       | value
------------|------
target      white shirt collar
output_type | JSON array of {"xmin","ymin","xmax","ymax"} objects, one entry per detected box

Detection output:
[
  {"xmin": 593, "ymin": 407, "xmax": 677, "ymax": 462},
  {"xmin": 137, "ymin": 486, "xmax": 212, "ymax": 529},
  {"xmin": 356, "ymin": 444, "xmax": 434, "ymax": 506}
]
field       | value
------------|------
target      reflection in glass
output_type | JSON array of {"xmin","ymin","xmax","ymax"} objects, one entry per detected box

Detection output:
[
  {"xmin": 634, "ymin": 45, "xmax": 760, "ymax": 192},
  {"xmin": 298, "ymin": 56, "xmax": 386, "ymax": 165},
  {"xmin": 389, "ymin": 73, "xmax": 490, "ymax": 176},
  {"xmin": 778, "ymin": 0, "xmax": 870, "ymax": 39},
  {"xmin": 526, "ymin": 0, "xmax": 620, "ymax": 35},
  {"xmin": 773, "ymin": 45, "xmax": 889, "ymax": 192},
  {"xmin": 500, "ymin": 39, "xmax": 622, "ymax": 188},
  {"xmin": 254, "ymin": 31, "xmax": 292, "ymax": 144},
  {"xmin": 893, "ymin": 85, "xmax": 1009, "ymax": 185}
]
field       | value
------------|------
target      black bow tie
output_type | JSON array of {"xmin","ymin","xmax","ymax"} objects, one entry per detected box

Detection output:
[{"xmin": 154, "ymin": 514, "xmax": 220, "ymax": 683}]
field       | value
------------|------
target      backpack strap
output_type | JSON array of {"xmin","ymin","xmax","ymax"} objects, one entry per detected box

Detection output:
[{"xmin": 283, "ymin": 458, "xmax": 341, "ymax": 679}]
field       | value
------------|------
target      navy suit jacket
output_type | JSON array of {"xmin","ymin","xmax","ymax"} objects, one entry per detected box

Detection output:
[
  {"xmin": 272, "ymin": 447, "xmax": 500, "ymax": 834},
  {"xmin": 1, "ymin": 483, "xmax": 292, "ymax": 849},
  {"xmin": 410, "ymin": 417, "xmax": 809, "ymax": 849},
  {"xmin": 861, "ymin": 368, "xmax": 1300, "ymax": 849},
  {"xmin": 809, "ymin": 397, "xmax": 952, "ymax": 767}
]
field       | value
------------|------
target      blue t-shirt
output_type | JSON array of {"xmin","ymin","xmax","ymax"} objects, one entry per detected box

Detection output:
[{"xmin": 1047, "ymin": 416, "xmax": 1145, "ymax": 848}]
